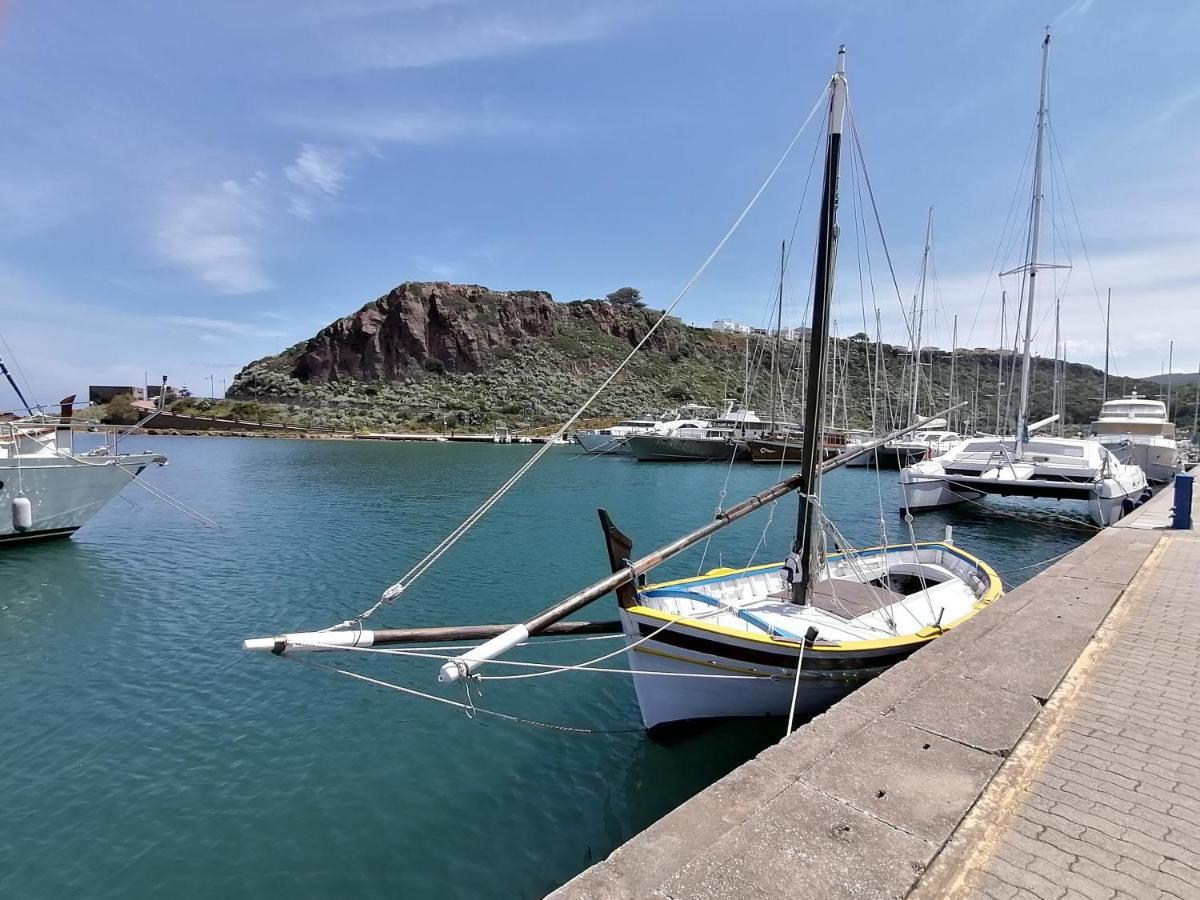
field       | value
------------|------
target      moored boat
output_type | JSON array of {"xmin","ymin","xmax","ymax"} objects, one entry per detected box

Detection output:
[{"xmin": 1091, "ymin": 394, "xmax": 1183, "ymax": 484}]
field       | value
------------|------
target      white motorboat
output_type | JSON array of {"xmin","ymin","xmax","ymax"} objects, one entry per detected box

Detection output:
[
  {"xmin": 870, "ymin": 422, "xmax": 962, "ymax": 470},
  {"xmin": 625, "ymin": 401, "xmax": 782, "ymax": 462},
  {"xmin": 573, "ymin": 413, "xmax": 665, "ymax": 455},
  {"xmin": 0, "ymin": 404, "xmax": 167, "ymax": 545},
  {"xmin": 1090, "ymin": 394, "xmax": 1183, "ymax": 484}
]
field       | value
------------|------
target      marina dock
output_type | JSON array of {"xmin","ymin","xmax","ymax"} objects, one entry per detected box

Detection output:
[{"xmin": 555, "ymin": 478, "xmax": 1200, "ymax": 899}]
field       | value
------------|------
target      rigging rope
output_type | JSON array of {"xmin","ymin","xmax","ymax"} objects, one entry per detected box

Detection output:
[{"xmin": 338, "ymin": 83, "xmax": 835, "ymax": 629}]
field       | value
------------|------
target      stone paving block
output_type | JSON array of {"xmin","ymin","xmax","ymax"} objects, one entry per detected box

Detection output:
[
  {"xmin": 967, "ymin": 612, "xmax": 1095, "ymax": 701},
  {"xmin": 799, "ymin": 716, "xmax": 1002, "ymax": 845},
  {"xmin": 1012, "ymin": 575, "xmax": 1125, "ymax": 633},
  {"xmin": 657, "ymin": 780, "xmax": 933, "ymax": 900},
  {"xmin": 892, "ymin": 671, "xmax": 1041, "ymax": 757}
]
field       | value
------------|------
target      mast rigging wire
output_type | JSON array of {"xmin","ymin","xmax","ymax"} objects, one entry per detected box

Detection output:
[{"xmin": 336, "ymin": 83, "xmax": 835, "ymax": 629}]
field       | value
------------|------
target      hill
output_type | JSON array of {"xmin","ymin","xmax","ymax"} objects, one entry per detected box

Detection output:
[{"xmin": 227, "ymin": 281, "xmax": 1176, "ymax": 434}]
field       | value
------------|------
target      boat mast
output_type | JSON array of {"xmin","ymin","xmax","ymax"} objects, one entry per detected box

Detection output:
[
  {"xmin": 1102, "ymin": 288, "xmax": 1111, "ymax": 404},
  {"xmin": 909, "ymin": 207, "xmax": 932, "ymax": 425},
  {"xmin": 0, "ymin": 352, "xmax": 33, "ymax": 416},
  {"xmin": 995, "ymin": 290, "xmax": 1006, "ymax": 433},
  {"xmin": 770, "ymin": 240, "xmax": 785, "ymax": 429},
  {"xmin": 872, "ymin": 307, "xmax": 882, "ymax": 435},
  {"xmin": 1166, "ymin": 339, "xmax": 1174, "ymax": 420},
  {"xmin": 1015, "ymin": 31, "xmax": 1051, "ymax": 456},
  {"xmin": 1054, "ymin": 296, "xmax": 1061, "ymax": 436},
  {"xmin": 792, "ymin": 46, "xmax": 847, "ymax": 606},
  {"xmin": 1193, "ymin": 358, "xmax": 1199, "ymax": 446},
  {"xmin": 950, "ymin": 314, "xmax": 958, "ymax": 432}
]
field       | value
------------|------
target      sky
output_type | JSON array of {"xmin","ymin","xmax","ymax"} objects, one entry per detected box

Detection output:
[{"xmin": 0, "ymin": 0, "xmax": 1198, "ymax": 407}]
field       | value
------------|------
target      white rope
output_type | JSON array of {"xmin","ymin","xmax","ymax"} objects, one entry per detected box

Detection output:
[
  {"xmin": 340, "ymin": 84, "xmax": 834, "ymax": 630},
  {"xmin": 283, "ymin": 655, "xmax": 642, "ymax": 734},
  {"xmin": 289, "ymin": 639, "xmax": 768, "ymax": 680},
  {"xmin": 785, "ymin": 636, "xmax": 809, "ymax": 735}
]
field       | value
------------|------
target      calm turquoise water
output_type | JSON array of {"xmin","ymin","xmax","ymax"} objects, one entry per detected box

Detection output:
[{"xmin": 1, "ymin": 437, "xmax": 1092, "ymax": 899}]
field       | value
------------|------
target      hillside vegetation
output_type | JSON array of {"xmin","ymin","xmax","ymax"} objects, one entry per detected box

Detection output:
[{"xmin": 227, "ymin": 281, "xmax": 1176, "ymax": 435}]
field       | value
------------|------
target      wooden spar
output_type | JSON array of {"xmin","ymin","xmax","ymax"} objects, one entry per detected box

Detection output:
[
  {"xmin": 429, "ymin": 403, "xmax": 964, "ymax": 682},
  {"xmin": 241, "ymin": 402, "xmax": 964, "ymax": 663},
  {"xmin": 243, "ymin": 620, "xmax": 621, "ymax": 654}
]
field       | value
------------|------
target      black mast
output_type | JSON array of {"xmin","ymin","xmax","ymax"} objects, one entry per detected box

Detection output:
[
  {"xmin": 0, "ymin": 353, "xmax": 33, "ymax": 415},
  {"xmin": 792, "ymin": 47, "xmax": 848, "ymax": 605}
]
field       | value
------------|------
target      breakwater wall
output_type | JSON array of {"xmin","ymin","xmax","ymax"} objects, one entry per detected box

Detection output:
[{"xmin": 553, "ymin": 485, "xmax": 1181, "ymax": 899}]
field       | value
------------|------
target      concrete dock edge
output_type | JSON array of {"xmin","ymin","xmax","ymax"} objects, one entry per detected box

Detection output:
[{"xmin": 551, "ymin": 483, "xmax": 1185, "ymax": 900}]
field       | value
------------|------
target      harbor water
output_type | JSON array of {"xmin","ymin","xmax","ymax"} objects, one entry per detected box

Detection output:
[{"xmin": 1, "ymin": 436, "xmax": 1093, "ymax": 899}]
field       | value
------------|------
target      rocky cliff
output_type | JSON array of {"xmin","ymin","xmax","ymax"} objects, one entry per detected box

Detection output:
[
  {"xmin": 284, "ymin": 282, "xmax": 691, "ymax": 381},
  {"xmin": 228, "ymin": 281, "xmax": 1166, "ymax": 434}
]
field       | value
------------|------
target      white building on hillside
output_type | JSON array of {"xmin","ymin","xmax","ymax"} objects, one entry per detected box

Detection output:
[{"xmin": 712, "ymin": 318, "xmax": 752, "ymax": 334}]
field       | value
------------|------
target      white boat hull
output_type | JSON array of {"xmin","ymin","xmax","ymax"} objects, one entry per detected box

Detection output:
[
  {"xmin": 0, "ymin": 451, "xmax": 163, "ymax": 543},
  {"xmin": 899, "ymin": 465, "xmax": 1149, "ymax": 527},
  {"xmin": 1099, "ymin": 438, "xmax": 1182, "ymax": 484},
  {"xmin": 574, "ymin": 432, "xmax": 634, "ymax": 456},
  {"xmin": 620, "ymin": 617, "xmax": 869, "ymax": 729}
]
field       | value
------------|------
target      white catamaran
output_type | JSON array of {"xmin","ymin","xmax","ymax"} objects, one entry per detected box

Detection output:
[
  {"xmin": 900, "ymin": 32, "xmax": 1148, "ymax": 528},
  {"xmin": 246, "ymin": 47, "xmax": 1002, "ymax": 732}
]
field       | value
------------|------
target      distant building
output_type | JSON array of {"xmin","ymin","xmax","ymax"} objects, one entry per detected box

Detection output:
[
  {"xmin": 89, "ymin": 385, "xmax": 146, "ymax": 404},
  {"xmin": 712, "ymin": 318, "xmax": 752, "ymax": 334}
]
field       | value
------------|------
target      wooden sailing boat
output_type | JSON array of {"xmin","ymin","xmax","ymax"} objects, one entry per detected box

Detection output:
[
  {"xmin": 899, "ymin": 31, "xmax": 1149, "ymax": 527},
  {"xmin": 245, "ymin": 47, "xmax": 1001, "ymax": 732},
  {"xmin": 599, "ymin": 48, "xmax": 1000, "ymax": 728}
]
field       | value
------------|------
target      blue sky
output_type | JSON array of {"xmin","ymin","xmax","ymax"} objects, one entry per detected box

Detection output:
[{"xmin": 1, "ymin": 0, "xmax": 1197, "ymax": 406}]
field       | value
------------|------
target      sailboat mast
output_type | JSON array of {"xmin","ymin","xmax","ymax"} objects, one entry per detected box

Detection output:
[
  {"xmin": 909, "ymin": 207, "xmax": 933, "ymax": 425},
  {"xmin": 1166, "ymin": 340, "xmax": 1174, "ymax": 420},
  {"xmin": 1103, "ymin": 288, "xmax": 1111, "ymax": 405},
  {"xmin": 950, "ymin": 314, "xmax": 958, "ymax": 432},
  {"xmin": 1016, "ymin": 31, "xmax": 1051, "ymax": 455},
  {"xmin": 996, "ymin": 290, "xmax": 1006, "ymax": 433},
  {"xmin": 1054, "ymin": 296, "xmax": 1061, "ymax": 436},
  {"xmin": 771, "ymin": 240, "xmax": 785, "ymax": 428},
  {"xmin": 1193, "ymin": 358, "xmax": 1199, "ymax": 446},
  {"xmin": 872, "ymin": 307, "xmax": 882, "ymax": 435},
  {"xmin": 0, "ymin": 353, "xmax": 33, "ymax": 416},
  {"xmin": 792, "ymin": 46, "xmax": 847, "ymax": 606}
]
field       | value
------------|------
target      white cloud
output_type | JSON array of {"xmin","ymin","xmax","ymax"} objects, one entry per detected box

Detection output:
[
  {"xmin": 285, "ymin": 144, "xmax": 350, "ymax": 196},
  {"xmin": 157, "ymin": 174, "xmax": 274, "ymax": 294},
  {"xmin": 162, "ymin": 315, "xmax": 287, "ymax": 339},
  {"xmin": 275, "ymin": 105, "xmax": 526, "ymax": 144},
  {"xmin": 1053, "ymin": 0, "xmax": 1096, "ymax": 25},
  {"xmin": 311, "ymin": 1, "xmax": 646, "ymax": 73},
  {"xmin": 284, "ymin": 144, "xmax": 353, "ymax": 219},
  {"xmin": 410, "ymin": 255, "xmax": 457, "ymax": 279}
]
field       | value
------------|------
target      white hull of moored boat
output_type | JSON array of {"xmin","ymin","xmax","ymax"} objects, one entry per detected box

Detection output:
[
  {"xmin": 574, "ymin": 432, "xmax": 634, "ymax": 456},
  {"xmin": 618, "ymin": 543, "xmax": 1000, "ymax": 730},
  {"xmin": 0, "ymin": 451, "xmax": 164, "ymax": 543},
  {"xmin": 619, "ymin": 621, "xmax": 866, "ymax": 729},
  {"xmin": 1099, "ymin": 438, "xmax": 1182, "ymax": 485},
  {"xmin": 899, "ymin": 460, "xmax": 1149, "ymax": 527}
]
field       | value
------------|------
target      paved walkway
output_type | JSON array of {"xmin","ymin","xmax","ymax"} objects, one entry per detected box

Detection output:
[{"xmin": 921, "ymin": 523, "xmax": 1200, "ymax": 899}]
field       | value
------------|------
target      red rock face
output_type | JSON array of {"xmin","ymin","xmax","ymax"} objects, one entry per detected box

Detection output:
[{"xmin": 289, "ymin": 281, "xmax": 684, "ymax": 382}]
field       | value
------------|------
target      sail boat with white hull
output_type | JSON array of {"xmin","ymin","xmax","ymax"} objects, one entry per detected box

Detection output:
[
  {"xmin": 245, "ymin": 48, "xmax": 1002, "ymax": 732},
  {"xmin": 900, "ymin": 32, "xmax": 1147, "ymax": 528}
]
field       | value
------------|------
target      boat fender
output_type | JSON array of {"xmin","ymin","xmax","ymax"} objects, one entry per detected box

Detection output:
[
  {"xmin": 12, "ymin": 495, "xmax": 32, "ymax": 532},
  {"xmin": 1121, "ymin": 497, "xmax": 1135, "ymax": 516}
]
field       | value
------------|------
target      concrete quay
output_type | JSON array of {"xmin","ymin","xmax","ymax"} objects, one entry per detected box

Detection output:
[{"xmin": 553, "ymin": 481, "xmax": 1199, "ymax": 899}]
